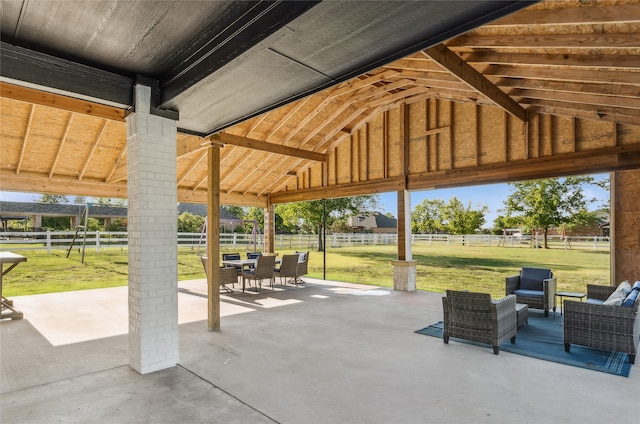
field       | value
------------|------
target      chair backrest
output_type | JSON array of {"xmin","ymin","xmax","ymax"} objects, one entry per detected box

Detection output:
[
  {"xmin": 295, "ymin": 251, "xmax": 309, "ymax": 275},
  {"xmin": 247, "ymin": 252, "xmax": 263, "ymax": 260},
  {"xmin": 253, "ymin": 255, "xmax": 277, "ymax": 279},
  {"xmin": 445, "ymin": 290, "xmax": 493, "ymax": 325},
  {"xmin": 222, "ymin": 253, "xmax": 241, "ymax": 261},
  {"xmin": 520, "ymin": 267, "xmax": 552, "ymax": 290},
  {"xmin": 278, "ymin": 254, "xmax": 299, "ymax": 277}
]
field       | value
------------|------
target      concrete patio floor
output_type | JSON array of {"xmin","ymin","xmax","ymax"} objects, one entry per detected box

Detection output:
[{"xmin": 1, "ymin": 278, "xmax": 637, "ymax": 423}]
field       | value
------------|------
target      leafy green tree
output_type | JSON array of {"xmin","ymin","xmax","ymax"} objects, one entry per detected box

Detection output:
[
  {"xmin": 95, "ymin": 197, "xmax": 126, "ymax": 207},
  {"xmin": 243, "ymin": 207, "xmax": 265, "ymax": 234},
  {"xmin": 491, "ymin": 215, "xmax": 523, "ymax": 235},
  {"xmin": 106, "ymin": 218, "xmax": 127, "ymax": 231},
  {"xmin": 39, "ymin": 194, "xmax": 69, "ymax": 204},
  {"xmin": 177, "ymin": 212, "xmax": 205, "ymax": 233},
  {"xmin": 564, "ymin": 209, "xmax": 601, "ymax": 236},
  {"xmin": 275, "ymin": 195, "xmax": 379, "ymax": 250},
  {"xmin": 440, "ymin": 197, "xmax": 487, "ymax": 235},
  {"xmin": 222, "ymin": 205, "xmax": 245, "ymax": 219},
  {"xmin": 412, "ymin": 197, "xmax": 486, "ymax": 234},
  {"xmin": 411, "ymin": 199, "xmax": 445, "ymax": 234},
  {"xmin": 504, "ymin": 176, "xmax": 593, "ymax": 248}
]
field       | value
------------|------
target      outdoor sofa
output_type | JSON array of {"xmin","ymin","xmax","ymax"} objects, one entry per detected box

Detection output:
[{"xmin": 563, "ymin": 281, "xmax": 640, "ymax": 364}]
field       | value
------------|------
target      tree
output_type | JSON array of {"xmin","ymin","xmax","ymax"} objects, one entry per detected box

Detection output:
[
  {"xmin": 275, "ymin": 195, "xmax": 379, "ymax": 251},
  {"xmin": 39, "ymin": 194, "xmax": 69, "ymax": 204},
  {"xmin": 504, "ymin": 176, "xmax": 594, "ymax": 248},
  {"xmin": 491, "ymin": 215, "xmax": 523, "ymax": 235},
  {"xmin": 411, "ymin": 199, "xmax": 445, "ymax": 234},
  {"xmin": 177, "ymin": 212, "xmax": 205, "ymax": 233},
  {"xmin": 95, "ymin": 197, "xmax": 126, "ymax": 207},
  {"xmin": 411, "ymin": 197, "xmax": 487, "ymax": 234},
  {"xmin": 440, "ymin": 197, "xmax": 487, "ymax": 235}
]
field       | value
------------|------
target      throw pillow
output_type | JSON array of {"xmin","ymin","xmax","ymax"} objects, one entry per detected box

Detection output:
[
  {"xmin": 632, "ymin": 281, "xmax": 640, "ymax": 291},
  {"xmin": 603, "ymin": 280, "xmax": 631, "ymax": 306},
  {"xmin": 622, "ymin": 289, "xmax": 639, "ymax": 307}
]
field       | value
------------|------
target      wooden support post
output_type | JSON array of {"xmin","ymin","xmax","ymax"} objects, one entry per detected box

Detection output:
[{"xmin": 207, "ymin": 143, "xmax": 221, "ymax": 331}]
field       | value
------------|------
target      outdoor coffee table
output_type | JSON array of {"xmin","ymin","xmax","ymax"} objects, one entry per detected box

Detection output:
[
  {"xmin": 1, "ymin": 252, "xmax": 27, "ymax": 320},
  {"xmin": 555, "ymin": 291, "xmax": 586, "ymax": 317}
]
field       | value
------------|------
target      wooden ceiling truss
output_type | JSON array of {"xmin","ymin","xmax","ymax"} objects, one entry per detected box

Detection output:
[{"xmin": 1, "ymin": 1, "xmax": 639, "ymax": 207}]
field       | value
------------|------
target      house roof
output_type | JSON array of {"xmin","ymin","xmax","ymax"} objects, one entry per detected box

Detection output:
[
  {"xmin": 0, "ymin": 201, "xmax": 127, "ymax": 218},
  {"xmin": 349, "ymin": 212, "xmax": 398, "ymax": 229},
  {"xmin": 1, "ymin": 1, "xmax": 639, "ymax": 206},
  {"xmin": 177, "ymin": 203, "xmax": 240, "ymax": 221}
]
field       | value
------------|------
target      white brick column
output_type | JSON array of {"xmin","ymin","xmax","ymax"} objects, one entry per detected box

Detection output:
[{"xmin": 126, "ymin": 84, "xmax": 178, "ymax": 374}]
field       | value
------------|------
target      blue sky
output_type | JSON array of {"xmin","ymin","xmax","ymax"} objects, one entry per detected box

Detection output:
[
  {"xmin": 376, "ymin": 173, "xmax": 610, "ymax": 228},
  {"xmin": 0, "ymin": 173, "xmax": 609, "ymax": 229}
]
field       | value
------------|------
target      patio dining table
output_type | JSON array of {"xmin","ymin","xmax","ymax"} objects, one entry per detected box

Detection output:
[{"xmin": 1, "ymin": 252, "xmax": 27, "ymax": 320}]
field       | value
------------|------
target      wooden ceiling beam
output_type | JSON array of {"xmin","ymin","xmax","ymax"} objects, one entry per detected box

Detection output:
[
  {"xmin": 49, "ymin": 113, "xmax": 74, "ymax": 178},
  {"xmin": 270, "ymin": 176, "xmax": 406, "ymax": 204},
  {"xmin": 79, "ymin": 120, "xmax": 108, "ymax": 181},
  {"xmin": 0, "ymin": 82, "xmax": 126, "ymax": 121},
  {"xmin": 489, "ymin": 4, "xmax": 640, "ymax": 26},
  {"xmin": 15, "ymin": 104, "xmax": 35, "ymax": 175},
  {"xmin": 213, "ymin": 133, "xmax": 326, "ymax": 162},
  {"xmin": 177, "ymin": 150, "xmax": 207, "ymax": 185},
  {"xmin": 494, "ymin": 77, "xmax": 640, "ymax": 98},
  {"xmin": 448, "ymin": 33, "xmax": 640, "ymax": 49},
  {"xmin": 460, "ymin": 51, "xmax": 640, "ymax": 68},
  {"xmin": 482, "ymin": 64, "xmax": 640, "ymax": 86},
  {"xmin": 422, "ymin": 44, "xmax": 527, "ymax": 121},
  {"xmin": 509, "ymin": 88, "xmax": 640, "ymax": 111}
]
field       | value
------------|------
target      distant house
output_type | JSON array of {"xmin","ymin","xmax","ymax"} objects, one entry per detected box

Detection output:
[
  {"xmin": 177, "ymin": 203, "xmax": 242, "ymax": 233},
  {"xmin": 0, "ymin": 201, "xmax": 241, "ymax": 232},
  {"xmin": 347, "ymin": 212, "xmax": 397, "ymax": 234},
  {"xmin": 0, "ymin": 201, "xmax": 127, "ymax": 231}
]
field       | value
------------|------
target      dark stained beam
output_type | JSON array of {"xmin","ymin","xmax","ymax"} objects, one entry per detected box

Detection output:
[
  {"xmin": 0, "ymin": 42, "xmax": 132, "ymax": 107},
  {"xmin": 159, "ymin": 1, "xmax": 321, "ymax": 105},
  {"xmin": 422, "ymin": 44, "xmax": 527, "ymax": 121}
]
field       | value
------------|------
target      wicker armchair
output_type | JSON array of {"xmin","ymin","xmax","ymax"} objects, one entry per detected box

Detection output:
[
  {"xmin": 442, "ymin": 290, "xmax": 517, "ymax": 355},
  {"xmin": 200, "ymin": 256, "xmax": 237, "ymax": 292},
  {"xmin": 294, "ymin": 251, "xmax": 309, "ymax": 285},
  {"xmin": 505, "ymin": 267, "xmax": 557, "ymax": 317},
  {"xmin": 563, "ymin": 284, "xmax": 640, "ymax": 364}
]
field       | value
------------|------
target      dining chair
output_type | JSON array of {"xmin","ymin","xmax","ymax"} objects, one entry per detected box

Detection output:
[{"xmin": 244, "ymin": 255, "xmax": 276, "ymax": 291}]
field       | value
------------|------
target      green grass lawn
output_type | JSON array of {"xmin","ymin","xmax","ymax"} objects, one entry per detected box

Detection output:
[{"xmin": 2, "ymin": 243, "xmax": 610, "ymax": 298}]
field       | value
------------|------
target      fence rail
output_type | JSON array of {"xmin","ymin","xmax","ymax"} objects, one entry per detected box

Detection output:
[{"xmin": 0, "ymin": 230, "xmax": 610, "ymax": 253}]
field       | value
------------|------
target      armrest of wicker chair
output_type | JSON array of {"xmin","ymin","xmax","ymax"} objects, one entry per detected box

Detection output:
[
  {"xmin": 505, "ymin": 275, "xmax": 520, "ymax": 295},
  {"xmin": 586, "ymin": 284, "xmax": 616, "ymax": 302},
  {"xmin": 491, "ymin": 294, "xmax": 517, "ymax": 350},
  {"xmin": 543, "ymin": 277, "xmax": 557, "ymax": 312}
]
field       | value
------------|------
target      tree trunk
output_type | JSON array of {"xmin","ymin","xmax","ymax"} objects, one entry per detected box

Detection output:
[{"xmin": 543, "ymin": 227, "xmax": 549, "ymax": 249}]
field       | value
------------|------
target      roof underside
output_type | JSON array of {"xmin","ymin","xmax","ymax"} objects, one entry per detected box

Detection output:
[{"xmin": 1, "ymin": 0, "xmax": 639, "ymax": 205}]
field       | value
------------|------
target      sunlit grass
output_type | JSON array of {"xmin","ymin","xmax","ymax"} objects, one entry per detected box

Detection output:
[{"xmin": 2, "ymin": 243, "xmax": 610, "ymax": 298}]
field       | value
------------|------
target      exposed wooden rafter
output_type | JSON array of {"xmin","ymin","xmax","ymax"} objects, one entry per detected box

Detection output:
[{"xmin": 422, "ymin": 44, "xmax": 527, "ymax": 121}]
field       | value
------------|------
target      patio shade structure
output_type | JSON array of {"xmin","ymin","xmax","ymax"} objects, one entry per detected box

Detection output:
[{"xmin": 2, "ymin": 0, "xmax": 640, "ymax": 373}]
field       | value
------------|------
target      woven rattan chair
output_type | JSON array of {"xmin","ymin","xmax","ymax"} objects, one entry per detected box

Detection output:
[
  {"xmin": 294, "ymin": 251, "xmax": 309, "ymax": 285},
  {"xmin": 505, "ymin": 267, "xmax": 557, "ymax": 317},
  {"xmin": 442, "ymin": 290, "xmax": 517, "ymax": 354},
  {"xmin": 200, "ymin": 256, "xmax": 237, "ymax": 292},
  {"xmin": 273, "ymin": 254, "xmax": 299, "ymax": 288},
  {"xmin": 563, "ymin": 284, "xmax": 640, "ymax": 364},
  {"xmin": 244, "ymin": 255, "xmax": 276, "ymax": 291}
]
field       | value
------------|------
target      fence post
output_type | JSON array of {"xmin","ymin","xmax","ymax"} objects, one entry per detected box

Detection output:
[
  {"xmin": 46, "ymin": 230, "xmax": 52, "ymax": 254},
  {"xmin": 593, "ymin": 237, "xmax": 597, "ymax": 252},
  {"xmin": 96, "ymin": 230, "xmax": 101, "ymax": 253}
]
